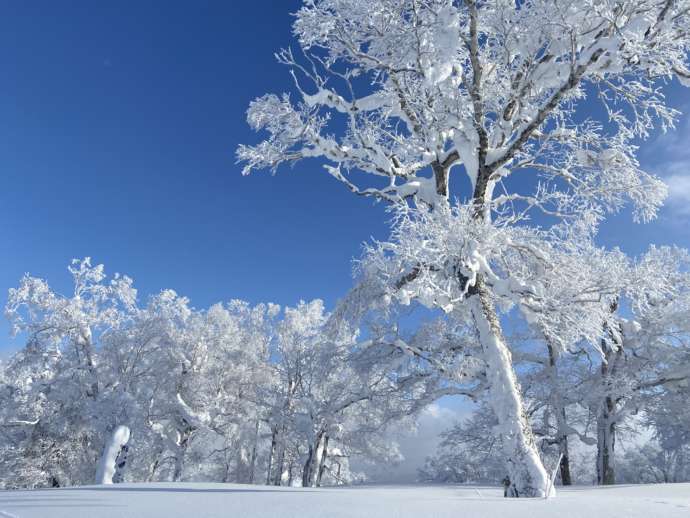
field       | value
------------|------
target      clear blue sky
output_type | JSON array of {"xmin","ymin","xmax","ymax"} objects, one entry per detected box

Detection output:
[{"xmin": 1, "ymin": 1, "xmax": 688, "ymax": 354}]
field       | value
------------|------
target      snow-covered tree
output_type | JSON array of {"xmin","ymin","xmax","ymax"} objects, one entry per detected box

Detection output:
[
  {"xmin": 633, "ymin": 389, "xmax": 690, "ymax": 483},
  {"xmin": 261, "ymin": 300, "xmax": 440, "ymax": 487},
  {"xmin": 238, "ymin": 0, "xmax": 690, "ymax": 497},
  {"xmin": 1, "ymin": 259, "xmax": 440, "ymax": 489},
  {"xmin": 418, "ymin": 402, "xmax": 505, "ymax": 485},
  {"xmin": 2, "ymin": 258, "xmax": 136, "ymax": 487},
  {"xmin": 581, "ymin": 246, "xmax": 690, "ymax": 485}
]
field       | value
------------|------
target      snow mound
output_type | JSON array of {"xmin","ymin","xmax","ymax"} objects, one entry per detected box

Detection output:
[{"xmin": 95, "ymin": 425, "xmax": 131, "ymax": 485}]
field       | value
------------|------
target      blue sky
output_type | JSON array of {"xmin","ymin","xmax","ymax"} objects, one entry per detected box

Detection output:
[{"xmin": 1, "ymin": 0, "xmax": 688, "ymax": 355}]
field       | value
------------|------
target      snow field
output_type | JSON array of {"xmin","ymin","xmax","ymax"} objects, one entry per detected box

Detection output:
[{"xmin": 1, "ymin": 482, "xmax": 689, "ymax": 518}]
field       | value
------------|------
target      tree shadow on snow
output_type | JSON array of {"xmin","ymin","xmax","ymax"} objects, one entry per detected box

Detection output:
[
  {"xmin": 62, "ymin": 486, "xmax": 322, "ymax": 494},
  {"xmin": 0, "ymin": 508, "xmax": 127, "ymax": 517}
]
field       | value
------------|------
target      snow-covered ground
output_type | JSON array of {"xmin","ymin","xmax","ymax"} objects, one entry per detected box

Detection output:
[{"xmin": 1, "ymin": 482, "xmax": 689, "ymax": 518}]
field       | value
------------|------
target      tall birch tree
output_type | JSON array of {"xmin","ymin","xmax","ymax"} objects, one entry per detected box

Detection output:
[{"xmin": 238, "ymin": 0, "xmax": 690, "ymax": 497}]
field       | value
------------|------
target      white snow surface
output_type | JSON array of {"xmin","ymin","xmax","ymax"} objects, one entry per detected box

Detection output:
[{"xmin": 1, "ymin": 482, "xmax": 689, "ymax": 518}]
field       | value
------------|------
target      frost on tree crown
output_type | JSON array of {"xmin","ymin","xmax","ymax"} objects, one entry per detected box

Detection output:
[{"xmin": 238, "ymin": 0, "xmax": 689, "ymax": 223}]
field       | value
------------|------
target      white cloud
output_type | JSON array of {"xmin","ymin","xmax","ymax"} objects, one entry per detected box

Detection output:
[
  {"xmin": 643, "ymin": 109, "xmax": 690, "ymax": 217},
  {"xmin": 665, "ymin": 174, "xmax": 690, "ymax": 215}
]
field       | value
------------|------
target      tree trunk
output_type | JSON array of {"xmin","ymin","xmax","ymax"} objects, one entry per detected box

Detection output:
[
  {"xmin": 432, "ymin": 162, "xmax": 449, "ymax": 198},
  {"xmin": 112, "ymin": 444, "xmax": 129, "ymax": 483},
  {"xmin": 431, "ymin": 158, "xmax": 549, "ymax": 496},
  {"xmin": 172, "ymin": 451, "xmax": 185, "ymax": 482},
  {"xmin": 557, "ymin": 416, "xmax": 572, "ymax": 486},
  {"xmin": 546, "ymin": 340, "xmax": 572, "ymax": 486},
  {"xmin": 287, "ymin": 460, "xmax": 295, "ymax": 487},
  {"xmin": 302, "ymin": 445, "xmax": 315, "ymax": 487},
  {"xmin": 469, "ymin": 279, "xmax": 551, "ymax": 498},
  {"xmin": 248, "ymin": 420, "xmax": 260, "ymax": 484},
  {"xmin": 147, "ymin": 446, "xmax": 162, "ymax": 482},
  {"xmin": 95, "ymin": 425, "xmax": 130, "ymax": 484},
  {"xmin": 302, "ymin": 431, "xmax": 323, "ymax": 488},
  {"xmin": 173, "ymin": 424, "xmax": 193, "ymax": 482},
  {"xmin": 272, "ymin": 431, "xmax": 286, "ymax": 486},
  {"xmin": 316, "ymin": 435, "xmax": 329, "ymax": 487},
  {"xmin": 237, "ymin": 445, "xmax": 251, "ymax": 483},
  {"xmin": 76, "ymin": 328, "xmax": 99, "ymax": 399},
  {"xmin": 596, "ymin": 395, "xmax": 616, "ymax": 485},
  {"xmin": 266, "ymin": 427, "xmax": 277, "ymax": 485},
  {"xmin": 596, "ymin": 307, "xmax": 623, "ymax": 486}
]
